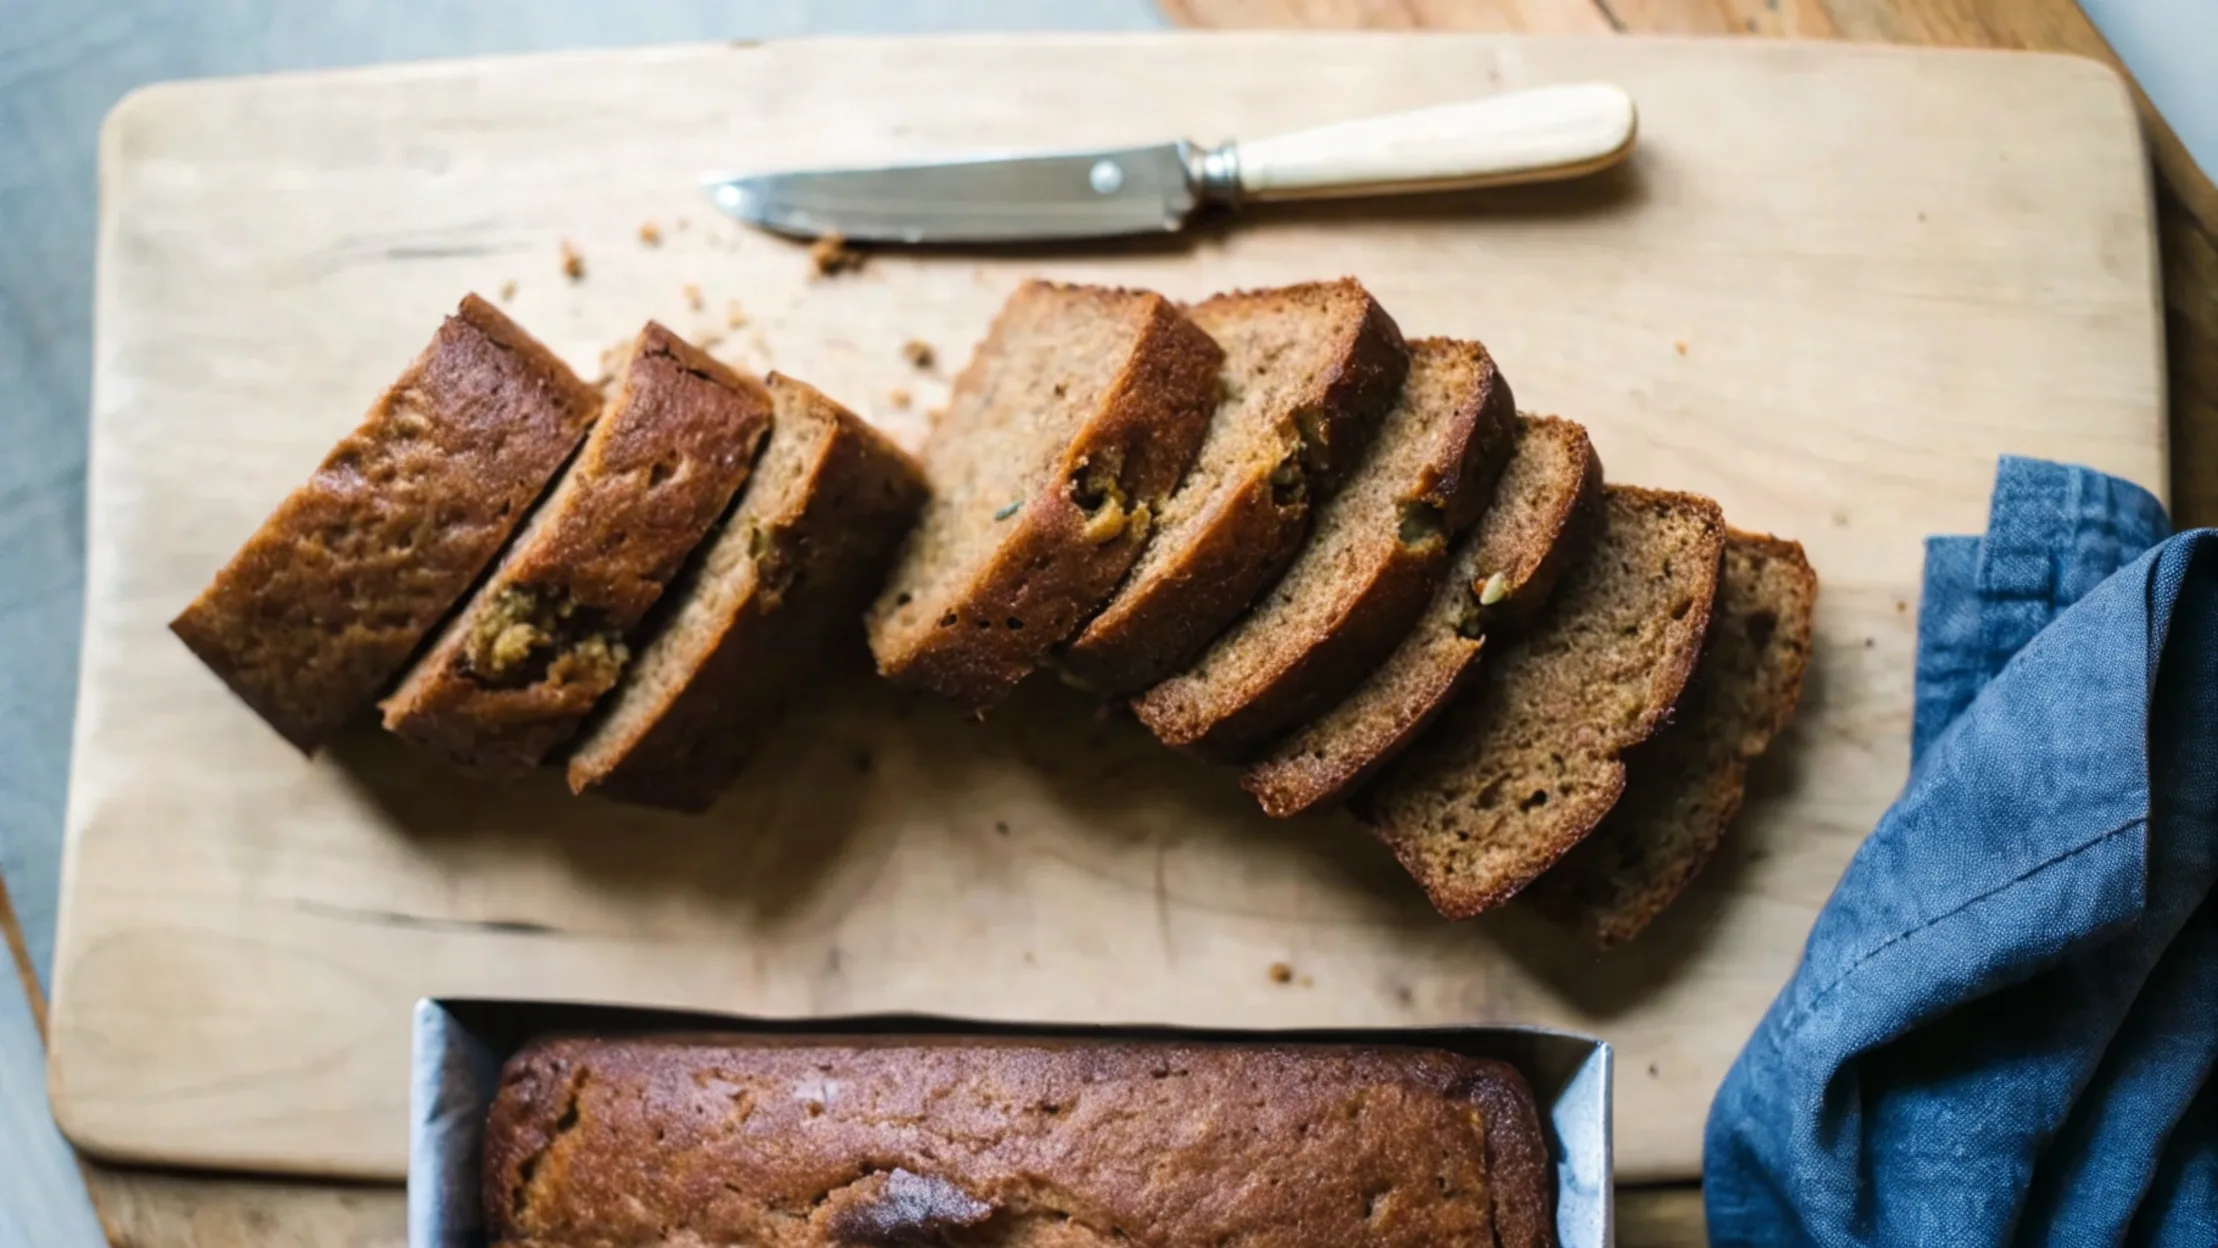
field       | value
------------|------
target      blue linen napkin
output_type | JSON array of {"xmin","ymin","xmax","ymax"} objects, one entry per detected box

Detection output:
[{"xmin": 1704, "ymin": 456, "xmax": 2218, "ymax": 1247}]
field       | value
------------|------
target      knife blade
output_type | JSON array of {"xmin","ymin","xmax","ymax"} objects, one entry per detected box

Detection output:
[{"xmin": 705, "ymin": 83, "xmax": 1638, "ymax": 245}]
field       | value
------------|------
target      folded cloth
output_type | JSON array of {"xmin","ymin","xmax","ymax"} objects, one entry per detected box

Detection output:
[{"xmin": 1705, "ymin": 456, "xmax": 2218, "ymax": 1247}]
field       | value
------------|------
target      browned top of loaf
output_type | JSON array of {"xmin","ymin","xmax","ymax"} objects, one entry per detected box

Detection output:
[
  {"xmin": 1528, "ymin": 531, "xmax": 1815, "ymax": 946},
  {"xmin": 1358, "ymin": 485, "xmax": 1725, "ymax": 919},
  {"xmin": 168, "ymin": 294, "xmax": 600, "ymax": 751},
  {"xmin": 1058, "ymin": 278, "xmax": 1407, "ymax": 695},
  {"xmin": 866, "ymin": 281, "xmax": 1221, "ymax": 711},
  {"xmin": 380, "ymin": 323, "xmax": 772, "ymax": 777},
  {"xmin": 1132, "ymin": 338, "xmax": 1515, "ymax": 761},
  {"xmin": 482, "ymin": 1034, "xmax": 1553, "ymax": 1248},
  {"xmin": 566, "ymin": 373, "xmax": 927, "ymax": 811},
  {"xmin": 1245, "ymin": 415, "xmax": 1602, "ymax": 818}
]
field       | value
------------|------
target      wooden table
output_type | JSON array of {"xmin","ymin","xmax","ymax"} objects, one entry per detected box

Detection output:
[{"xmin": 18, "ymin": 2, "xmax": 2215, "ymax": 1246}]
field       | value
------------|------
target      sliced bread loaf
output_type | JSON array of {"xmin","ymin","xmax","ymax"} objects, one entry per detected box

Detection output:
[
  {"xmin": 1527, "ymin": 531, "xmax": 1816, "ymax": 945},
  {"xmin": 865, "ymin": 282, "xmax": 1221, "ymax": 711},
  {"xmin": 1131, "ymin": 338, "xmax": 1516, "ymax": 761},
  {"xmin": 567, "ymin": 374, "xmax": 929, "ymax": 811},
  {"xmin": 381, "ymin": 323, "xmax": 773, "ymax": 777},
  {"xmin": 1356, "ymin": 485, "xmax": 1726, "ymax": 919},
  {"xmin": 170, "ymin": 294, "xmax": 601, "ymax": 751},
  {"xmin": 1244, "ymin": 415, "xmax": 1601, "ymax": 817},
  {"xmin": 1057, "ymin": 279, "xmax": 1407, "ymax": 695}
]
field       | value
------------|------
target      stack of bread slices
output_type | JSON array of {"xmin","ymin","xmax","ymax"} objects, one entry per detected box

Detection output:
[
  {"xmin": 865, "ymin": 278, "xmax": 1815, "ymax": 946},
  {"xmin": 175, "ymin": 280, "xmax": 1812, "ymax": 946}
]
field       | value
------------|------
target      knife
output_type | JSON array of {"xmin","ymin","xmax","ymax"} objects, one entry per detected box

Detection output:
[{"xmin": 704, "ymin": 83, "xmax": 1638, "ymax": 244}]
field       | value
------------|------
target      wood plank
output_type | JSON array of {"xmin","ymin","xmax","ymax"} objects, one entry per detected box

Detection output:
[
  {"xmin": 53, "ymin": 33, "xmax": 2159, "ymax": 1184},
  {"xmin": 1160, "ymin": 0, "xmax": 2218, "ymax": 528}
]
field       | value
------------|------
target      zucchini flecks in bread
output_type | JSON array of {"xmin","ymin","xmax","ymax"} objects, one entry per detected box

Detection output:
[
  {"xmin": 1356, "ymin": 484, "xmax": 1723, "ymax": 918},
  {"xmin": 1059, "ymin": 278, "xmax": 1408, "ymax": 696},
  {"xmin": 865, "ymin": 281, "xmax": 1221, "ymax": 711},
  {"xmin": 381, "ymin": 322, "xmax": 772, "ymax": 778},
  {"xmin": 1243, "ymin": 416, "xmax": 1601, "ymax": 819},
  {"xmin": 1527, "ymin": 531, "xmax": 1815, "ymax": 946},
  {"xmin": 569, "ymin": 374, "xmax": 926, "ymax": 811},
  {"xmin": 1133, "ymin": 338, "xmax": 1516, "ymax": 762},
  {"xmin": 168, "ymin": 293, "xmax": 600, "ymax": 751}
]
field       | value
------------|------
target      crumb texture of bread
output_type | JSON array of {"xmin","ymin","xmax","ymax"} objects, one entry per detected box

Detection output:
[
  {"xmin": 1358, "ymin": 485, "xmax": 1725, "ymax": 919},
  {"xmin": 1245, "ymin": 415, "xmax": 1602, "ymax": 818},
  {"xmin": 567, "ymin": 374, "xmax": 927, "ymax": 810},
  {"xmin": 1059, "ymin": 279, "xmax": 1408, "ymax": 695},
  {"xmin": 1527, "ymin": 531, "xmax": 1816, "ymax": 945},
  {"xmin": 1132, "ymin": 338, "xmax": 1514, "ymax": 761},
  {"xmin": 866, "ymin": 282, "xmax": 1221, "ymax": 711},
  {"xmin": 481, "ymin": 1035, "xmax": 1554, "ymax": 1248},
  {"xmin": 168, "ymin": 294, "xmax": 601, "ymax": 752},
  {"xmin": 380, "ymin": 323, "xmax": 772, "ymax": 777}
]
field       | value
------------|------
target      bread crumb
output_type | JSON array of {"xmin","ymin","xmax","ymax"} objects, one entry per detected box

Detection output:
[
  {"xmin": 683, "ymin": 283, "xmax": 705, "ymax": 312},
  {"xmin": 638, "ymin": 220, "xmax": 663, "ymax": 247},
  {"xmin": 1298, "ymin": 974, "xmax": 1313, "ymax": 988},
  {"xmin": 901, "ymin": 339, "xmax": 936, "ymax": 370},
  {"xmin": 887, "ymin": 388, "xmax": 913, "ymax": 410},
  {"xmin": 725, "ymin": 299, "xmax": 749, "ymax": 329},
  {"xmin": 559, "ymin": 239, "xmax": 585, "ymax": 282},
  {"xmin": 674, "ymin": 216, "xmax": 690, "ymax": 232},
  {"xmin": 695, "ymin": 329, "xmax": 726, "ymax": 350},
  {"xmin": 1267, "ymin": 961, "xmax": 1293, "ymax": 985},
  {"xmin": 1673, "ymin": 340, "xmax": 1688, "ymax": 356},
  {"xmin": 809, "ymin": 232, "xmax": 866, "ymax": 276},
  {"xmin": 497, "ymin": 280, "xmax": 517, "ymax": 302}
]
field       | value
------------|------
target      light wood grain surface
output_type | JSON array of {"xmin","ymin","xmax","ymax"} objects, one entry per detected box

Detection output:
[{"xmin": 51, "ymin": 32, "xmax": 2159, "ymax": 1190}]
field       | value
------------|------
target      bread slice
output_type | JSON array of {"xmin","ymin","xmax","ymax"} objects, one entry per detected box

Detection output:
[
  {"xmin": 567, "ymin": 374, "xmax": 928, "ymax": 810},
  {"xmin": 1526, "ymin": 531, "xmax": 1815, "ymax": 945},
  {"xmin": 1244, "ymin": 415, "xmax": 1601, "ymax": 817},
  {"xmin": 1356, "ymin": 485, "xmax": 1726, "ymax": 919},
  {"xmin": 381, "ymin": 323, "xmax": 773, "ymax": 777},
  {"xmin": 1131, "ymin": 338, "xmax": 1516, "ymax": 761},
  {"xmin": 865, "ymin": 282, "xmax": 1221, "ymax": 711},
  {"xmin": 169, "ymin": 294, "xmax": 600, "ymax": 751},
  {"xmin": 1057, "ymin": 279, "xmax": 1407, "ymax": 695}
]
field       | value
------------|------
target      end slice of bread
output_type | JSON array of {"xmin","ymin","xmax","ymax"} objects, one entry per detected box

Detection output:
[
  {"xmin": 865, "ymin": 281, "xmax": 1221, "ymax": 711},
  {"xmin": 1244, "ymin": 415, "xmax": 1601, "ymax": 817},
  {"xmin": 567, "ymin": 374, "xmax": 929, "ymax": 811},
  {"xmin": 1132, "ymin": 338, "xmax": 1515, "ymax": 761},
  {"xmin": 1525, "ymin": 531, "xmax": 1816, "ymax": 945},
  {"xmin": 1356, "ymin": 485, "xmax": 1726, "ymax": 918},
  {"xmin": 170, "ymin": 294, "xmax": 601, "ymax": 751},
  {"xmin": 1057, "ymin": 279, "xmax": 1407, "ymax": 695},
  {"xmin": 381, "ymin": 322, "xmax": 773, "ymax": 777}
]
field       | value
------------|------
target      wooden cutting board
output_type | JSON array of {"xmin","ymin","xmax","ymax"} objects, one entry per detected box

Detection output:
[{"xmin": 51, "ymin": 32, "xmax": 2162, "ymax": 1183}]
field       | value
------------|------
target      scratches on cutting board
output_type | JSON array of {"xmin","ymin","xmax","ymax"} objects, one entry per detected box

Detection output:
[{"xmin": 289, "ymin": 898, "xmax": 559, "ymax": 938}]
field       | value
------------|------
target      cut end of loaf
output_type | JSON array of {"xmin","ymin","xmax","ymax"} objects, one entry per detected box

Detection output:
[{"xmin": 1357, "ymin": 484, "xmax": 1725, "ymax": 919}]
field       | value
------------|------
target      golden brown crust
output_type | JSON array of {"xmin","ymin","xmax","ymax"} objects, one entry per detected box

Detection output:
[
  {"xmin": 482, "ymin": 1034, "xmax": 1555, "ymax": 1248},
  {"xmin": 1059, "ymin": 281, "xmax": 1408, "ymax": 695},
  {"xmin": 1132, "ymin": 339, "xmax": 1516, "ymax": 762},
  {"xmin": 869, "ymin": 285, "xmax": 1222, "ymax": 711},
  {"xmin": 1243, "ymin": 416, "xmax": 1603, "ymax": 818},
  {"xmin": 1527, "ymin": 530, "xmax": 1817, "ymax": 946},
  {"xmin": 380, "ymin": 323, "xmax": 771, "ymax": 777},
  {"xmin": 1358, "ymin": 485, "xmax": 1726, "ymax": 919},
  {"xmin": 168, "ymin": 294, "xmax": 600, "ymax": 751},
  {"xmin": 568, "ymin": 375, "xmax": 928, "ymax": 810}
]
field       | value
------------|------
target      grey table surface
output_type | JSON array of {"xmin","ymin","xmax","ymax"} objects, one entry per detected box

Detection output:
[{"xmin": 0, "ymin": 2, "xmax": 1156, "ymax": 1242}]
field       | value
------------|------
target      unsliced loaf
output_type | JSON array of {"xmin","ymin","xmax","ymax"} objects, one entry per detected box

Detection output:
[
  {"xmin": 1358, "ymin": 485, "xmax": 1725, "ymax": 919},
  {"xmin": 482, "ymin": 1034, "xmax": 1554, "ymax": 1248},
  {"xmin": 866, "ymin": 281, "xmax": 1222, "ymax": 711},
  {"xmin": 381, "ymin": 323, "xmax": 772, "ymax": 777},
  {"xmin": 566, "ymin": 374, "xmax": 928, "ymax": 810},
  {"xmin": 1132, "ymin": 338, "xmax": 1514, "ymax": 761},
  {"xmin": 169, "ymin": 294, "xmax": 600, "ymax": 751},
  {"xmin": 1527, "ymin": 531, "xmax": 1815, "ymax": 945},
  {"xmin": 1245, "ymin": 415, "xmax": 1601, "ymax": 817},
  {"xmin": 1058, "ymin": 279, "xmax": 1407, "ymax": 695}
]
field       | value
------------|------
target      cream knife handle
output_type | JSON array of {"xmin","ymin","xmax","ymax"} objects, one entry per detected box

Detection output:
[{"xmin": 1223, "ymin": 83, "xmax": 1638, "ymax": 202}]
